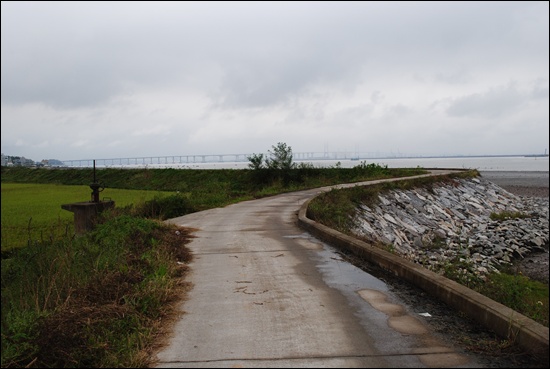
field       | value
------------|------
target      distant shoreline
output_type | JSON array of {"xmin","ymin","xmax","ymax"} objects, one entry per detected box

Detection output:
[{"xmin": 479, "ymin": 171, "xmax": 549, "ymax": 198}]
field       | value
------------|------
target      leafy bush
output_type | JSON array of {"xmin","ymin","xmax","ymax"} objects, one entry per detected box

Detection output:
[
  {"xmin": 490, "ymin": 211, "xmax": 530, "ymax": 221},
  {"xmin": 352, "ymin": 161, "xmax": 390, "ymax": 177},
  {"xmin": 131, "ymin": 193, "xmax": 195, "ymax": 220}
]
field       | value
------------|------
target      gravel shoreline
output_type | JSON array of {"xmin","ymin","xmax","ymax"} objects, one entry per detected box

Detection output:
[
  {"xmin": 497, "ymin": 185, "xmax": 549, "ymax": 198},
  {"xmin": 479, "ymin": 171, "xmax": 549, "ymax": 199}
]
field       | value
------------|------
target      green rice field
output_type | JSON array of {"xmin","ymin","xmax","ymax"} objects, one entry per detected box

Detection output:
[{"xmin": 1, "ymin": 183, "xmax": 173, "ymax": 252}]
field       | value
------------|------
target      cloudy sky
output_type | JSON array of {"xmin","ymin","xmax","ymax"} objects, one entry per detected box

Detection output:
[{"xmin": 1, "ymin": 1, "xmax": 548, "ymax": 162}]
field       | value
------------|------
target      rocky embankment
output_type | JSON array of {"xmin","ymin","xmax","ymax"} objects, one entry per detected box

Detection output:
[{"xmin": 351, "ymin": 177, "xmax": 549, "ymax": 284}]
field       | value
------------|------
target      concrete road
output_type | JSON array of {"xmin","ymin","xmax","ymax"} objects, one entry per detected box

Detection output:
[{"xmin": 153, "ymin": 171, "xmax": 483, "ymax": 368}]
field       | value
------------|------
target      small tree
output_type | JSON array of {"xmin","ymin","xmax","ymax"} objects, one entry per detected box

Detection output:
[
  {"xmin": 247, "ymin": 153, "xmax": 265, "ymax": 170},
  {"xmin": 266, "ymin": 142, "xmax": 294, "ymax": 171},
  {"xmin": 247, "ymin": 142, "xmax": 296, "ymax": 187}
]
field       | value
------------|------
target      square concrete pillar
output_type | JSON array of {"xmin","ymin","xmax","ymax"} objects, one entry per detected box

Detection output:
[{"xmin": 61, "ymin": 200, "xmax": 115, "ymax": 235}]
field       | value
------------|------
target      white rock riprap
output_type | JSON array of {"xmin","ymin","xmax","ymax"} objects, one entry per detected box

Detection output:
[{"xmin": 351, "ymin": 177, "xmax": 549, "ymax": 279}]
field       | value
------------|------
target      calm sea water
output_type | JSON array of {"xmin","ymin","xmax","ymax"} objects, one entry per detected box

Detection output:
[{"xmin": 117, "ymin": 155, "xmax": 549, "ymax": 172}]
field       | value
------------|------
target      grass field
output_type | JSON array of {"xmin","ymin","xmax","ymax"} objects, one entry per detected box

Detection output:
[{"xmin": 1, "ymin": 183, "xmax": 174, "ymax": 252}]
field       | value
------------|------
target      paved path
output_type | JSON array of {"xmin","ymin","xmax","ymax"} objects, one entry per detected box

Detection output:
[{"xmin": 153, "ymin": 171, "xmax": 483, "ymax": 368}]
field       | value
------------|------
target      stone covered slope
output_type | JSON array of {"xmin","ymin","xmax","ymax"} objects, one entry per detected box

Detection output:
[{"xmin": 351, "ymin": 177, "xmax": 549, "ymax": 281}]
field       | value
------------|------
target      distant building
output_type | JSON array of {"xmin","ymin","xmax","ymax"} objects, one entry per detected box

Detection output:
[
  {"xmin": 1, "ymin": 154, "xmax": 40, "ymax": 167},
  {"xmin": 0, "ymin": 154, "xmax": 69, "ymax": 167}
]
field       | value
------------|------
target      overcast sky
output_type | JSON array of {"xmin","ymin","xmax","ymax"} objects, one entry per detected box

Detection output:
[{"xmin": 2, "ymin": 1, "xmax": 549, "ymax": 162}]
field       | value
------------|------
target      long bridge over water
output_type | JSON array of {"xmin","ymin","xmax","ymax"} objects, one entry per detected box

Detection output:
[
  {"xmin": 60, "ymin": 152, "xmax": 538, "ymax": 168},
  {"xmin": 61, "ymin": 151, "xmax": 382, "ymax": 168}
]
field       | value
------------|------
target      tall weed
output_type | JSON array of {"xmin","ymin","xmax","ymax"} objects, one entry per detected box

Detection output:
[{"xmin": 1, "ymin": 215, "xmax": 193, "ymax": 368}]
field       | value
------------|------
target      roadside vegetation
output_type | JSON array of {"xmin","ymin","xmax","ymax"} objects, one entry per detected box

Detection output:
[
  {"xmin": 307, "ymin": 169, "xmax": 549, "ymax": 329},
  {"xmin": 1, "ymin": 143, "xmax": 426, "ymax": 368},
  {"xmin": 1, "ymin": 209, "xmax": 194, "ymax": 368}
]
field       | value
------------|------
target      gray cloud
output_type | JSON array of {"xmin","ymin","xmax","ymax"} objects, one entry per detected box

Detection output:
[
  {"xmin": 446, "ymin": 83, "xmax": 527, "ymax": 119},
  {"xmin": 1, "ymin": 1, "xmax": 548, "ymax": 160}
]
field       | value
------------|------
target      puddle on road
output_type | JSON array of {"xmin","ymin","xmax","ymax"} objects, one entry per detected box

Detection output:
[
  {"xmin": 289, "ymin": 232, "xmax": 390, "ymax": 293},
  {"xmin": 292, "ymin": 232, "xmax": 471, "ymax": 368}
]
